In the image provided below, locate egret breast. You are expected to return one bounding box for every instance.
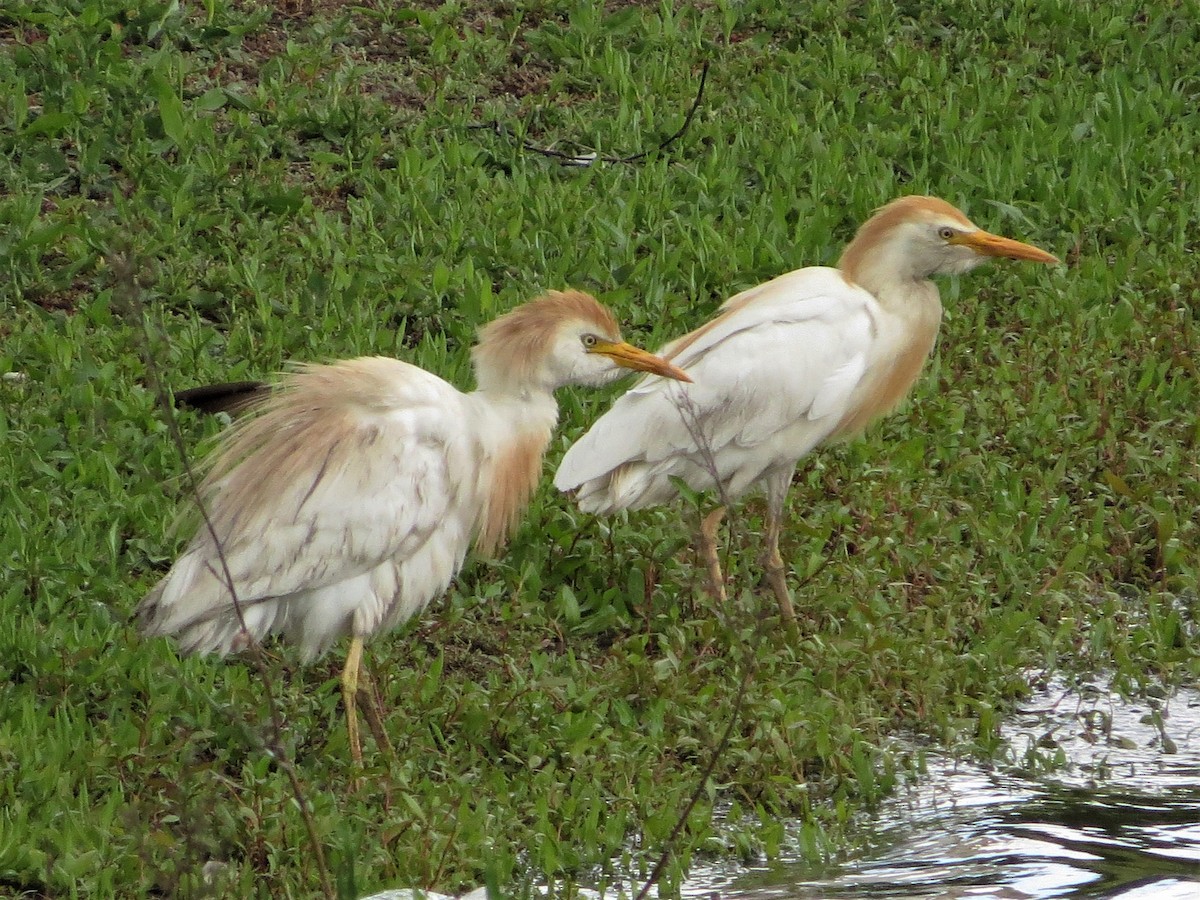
[475,427,553,556]
[832,313,940,439]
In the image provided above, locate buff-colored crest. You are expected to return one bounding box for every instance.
[472,290,619,389]
[839,195,975,279]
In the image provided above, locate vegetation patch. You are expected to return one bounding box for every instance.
[1,0,1197,896]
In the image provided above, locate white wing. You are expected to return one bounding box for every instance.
[554,267,878,512]
[139,357,481,659]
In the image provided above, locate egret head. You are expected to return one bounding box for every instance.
[473,290,690,393]
[840,195,1059,289]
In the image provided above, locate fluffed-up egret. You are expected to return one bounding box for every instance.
[139,289,691,763]
[554,196,1059,622]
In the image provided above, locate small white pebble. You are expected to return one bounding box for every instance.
[562,151,597,167]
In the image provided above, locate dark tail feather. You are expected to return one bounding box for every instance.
[173,381,269,416]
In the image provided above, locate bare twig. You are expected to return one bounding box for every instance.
[669,386,734,511]
[115,255,336,900]
[617,60,710,164]
[473,61,710,166]
[634,386,836,897]
[671,384,736,602]
[634,627,760,900]
[634,389,762,900]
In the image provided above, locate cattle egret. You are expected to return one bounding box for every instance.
[139,290,690,763]
[554,196,1059,622]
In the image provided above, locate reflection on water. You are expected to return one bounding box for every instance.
[684,677,1200,899]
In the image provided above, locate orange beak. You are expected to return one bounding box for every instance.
[955,230,1060,264]
[592,340,693,383]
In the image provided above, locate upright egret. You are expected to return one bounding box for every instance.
[554,196,1059,621]
[139,289,690,762]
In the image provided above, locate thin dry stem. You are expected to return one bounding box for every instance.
[634,390,759,900]
[474,60,710,166]
[115,254,336,900]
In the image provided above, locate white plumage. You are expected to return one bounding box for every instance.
[139,289,689,762]
[142,358,484,660]
[555,196,1059,620]
[557,268,877,511]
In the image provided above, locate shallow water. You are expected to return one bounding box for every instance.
[682,677,1200,899]
[362,677,1200,900]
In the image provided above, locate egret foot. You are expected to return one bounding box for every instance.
[761,545,797,627]
[342,635,365,768]
[698,506,728,603]
[357,664,396,761]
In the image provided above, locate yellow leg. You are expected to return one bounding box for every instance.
[762,509,797,626]
[698,506,728,603]
[358,664,396,761]
[342,635,365,768]
[761,468,798,627]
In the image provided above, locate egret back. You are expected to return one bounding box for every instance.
[555,268,878,512]
[138,357,482,658]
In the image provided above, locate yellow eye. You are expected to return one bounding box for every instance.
[581,334,598,349]
[938,226,957,240]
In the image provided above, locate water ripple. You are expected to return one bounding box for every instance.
[684,677,1200,899]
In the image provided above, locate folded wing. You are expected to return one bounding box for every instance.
[554,268,878,512]
[139,357,480,657]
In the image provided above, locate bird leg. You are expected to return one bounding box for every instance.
[698,505,728,603]
[762,508,798,626]
[342,635,365,768]
[356,663,396,762]
[762,470,798,627]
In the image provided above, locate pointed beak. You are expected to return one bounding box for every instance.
[591,340,693,383]
[955,230,1060,265]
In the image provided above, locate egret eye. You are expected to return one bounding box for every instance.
[937,226,957,241]
[581,334,599,349]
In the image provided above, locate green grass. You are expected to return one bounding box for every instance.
[2,0,1199,896]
